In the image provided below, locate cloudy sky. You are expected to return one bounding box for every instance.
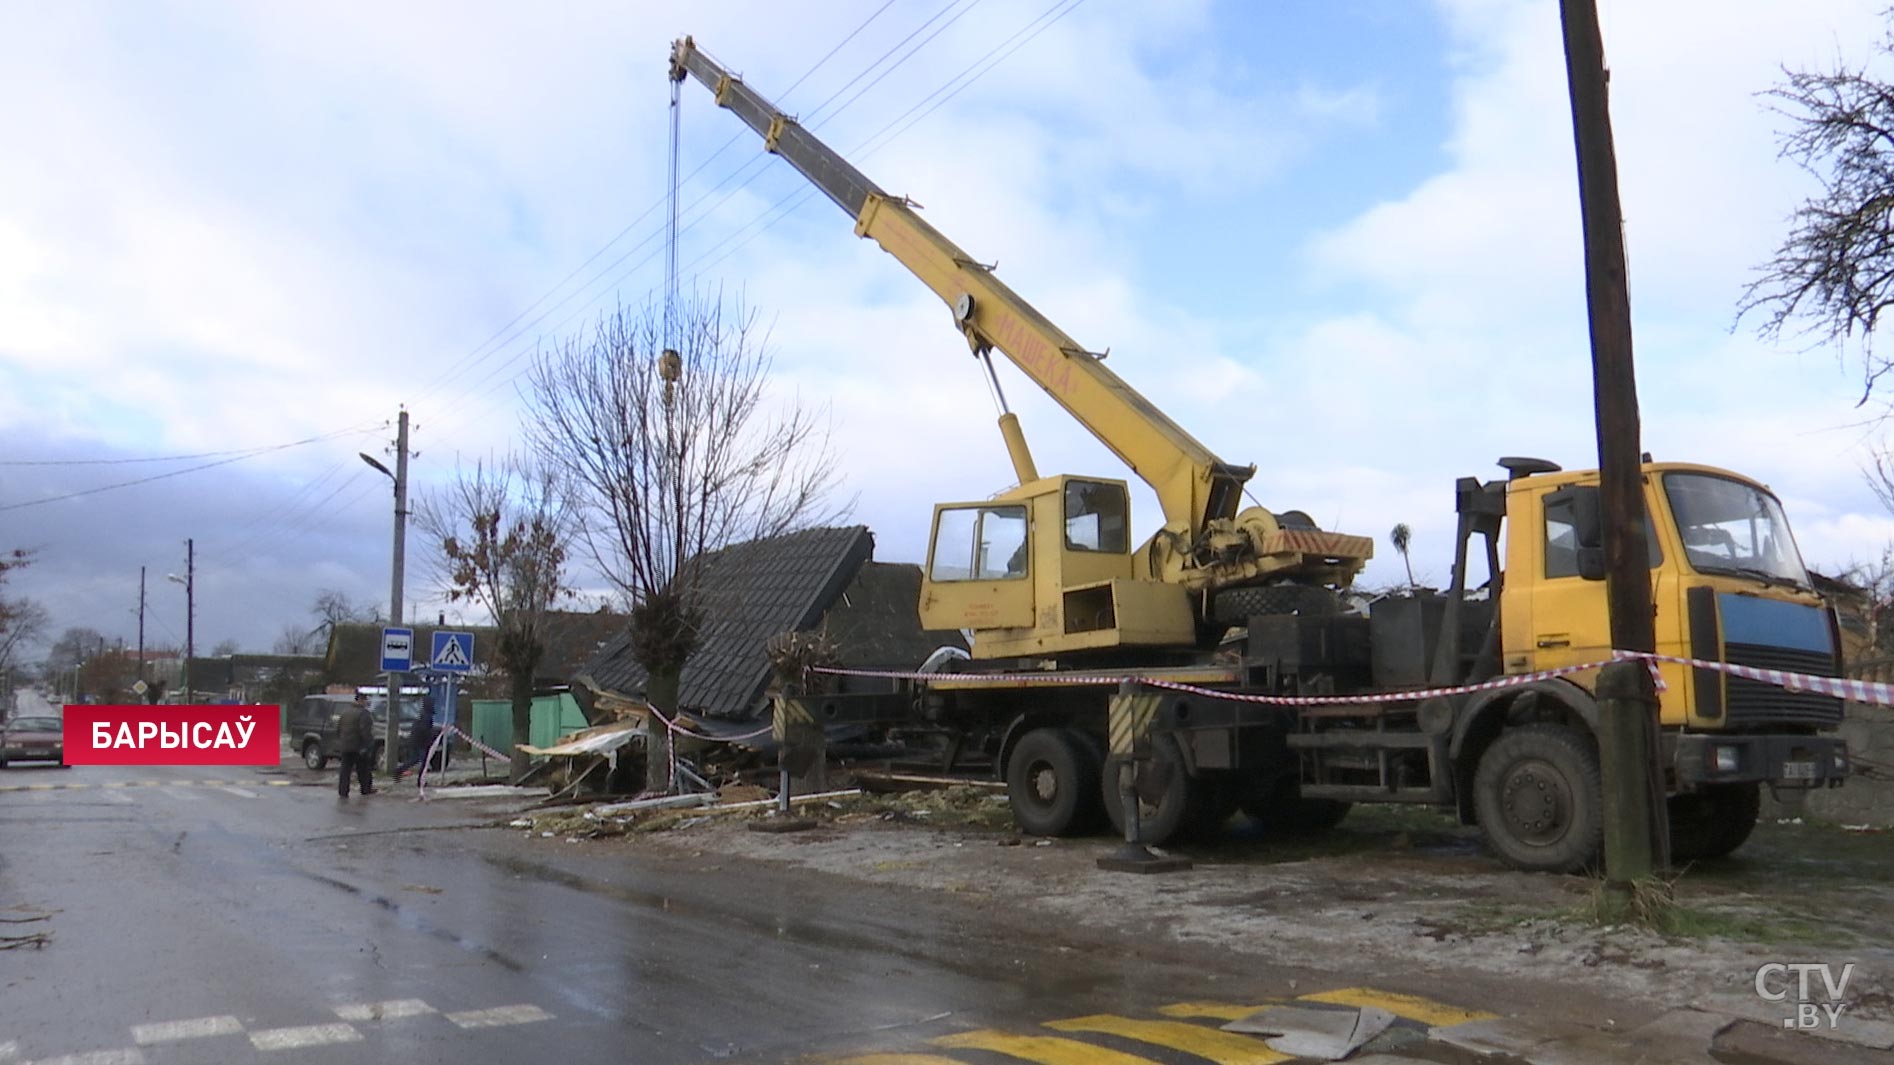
[2,0,1890,661]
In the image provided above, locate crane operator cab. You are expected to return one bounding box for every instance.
[920,475,1199,659]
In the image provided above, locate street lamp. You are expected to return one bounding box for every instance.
[166,538,194,702]
[361,413,408,775]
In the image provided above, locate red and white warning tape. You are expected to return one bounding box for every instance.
[816,651,1885,709]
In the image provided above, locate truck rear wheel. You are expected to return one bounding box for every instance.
[1101,735,1200,845]
[1668,783,1760,861]
[1005,728,1103,837]
[1472,724,1603,874]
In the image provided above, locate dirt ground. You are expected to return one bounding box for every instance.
[505,785,1894,1028]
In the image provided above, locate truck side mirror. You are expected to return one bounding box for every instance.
[1575,547,1606,581]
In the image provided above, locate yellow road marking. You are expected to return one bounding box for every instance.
[1299,988,1497,1026]
[932,1030,1155,1064]
[27,784,54,790]
[1046,1015,1290,1064]
[830,1056,969,1065]
[267,780,293,786]
[1157,1002,1276,1021]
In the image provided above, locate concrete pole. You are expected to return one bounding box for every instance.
[184,539,194,702]
[137,566,146,692]
[385,409,410,775]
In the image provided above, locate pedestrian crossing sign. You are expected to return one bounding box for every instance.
[430,630,475,673]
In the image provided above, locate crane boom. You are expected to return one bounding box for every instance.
[669,37,1253,537]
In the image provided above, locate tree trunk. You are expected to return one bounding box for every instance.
[508,669,534,784]
[645,664,679,793]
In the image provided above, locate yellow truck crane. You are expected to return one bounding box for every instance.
[670,38,1851,873]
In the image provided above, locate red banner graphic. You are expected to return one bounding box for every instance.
[62,705,280,766]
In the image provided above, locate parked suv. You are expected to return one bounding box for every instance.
[290,695,445,771]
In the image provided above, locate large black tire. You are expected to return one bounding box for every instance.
[1241,775,1353,836]
[1212,584,1340,625]
[1101,735,1199,845]
[1006,728,1103,837]
[1473,724,1604,874]
[1668,783,1761,861]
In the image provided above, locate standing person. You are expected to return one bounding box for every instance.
[335,692,378,798]
[394,694,439,782]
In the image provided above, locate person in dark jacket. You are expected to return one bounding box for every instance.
[335,693,378,797]
[394,695,439,782]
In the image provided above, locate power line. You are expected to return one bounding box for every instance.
[409,0,907,411]
[0,429,364,467]
[420,0,1085,457]
[0,426,380,513]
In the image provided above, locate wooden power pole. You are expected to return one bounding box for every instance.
[1559,0,1670,881]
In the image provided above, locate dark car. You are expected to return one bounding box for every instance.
[288,695,445,772]
[0,715,68,768]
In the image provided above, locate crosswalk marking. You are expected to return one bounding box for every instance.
[445,1005,552,1029]
[1156,1002,1276,1021]
[334,1000,435,1022]
[931,1031,1153,1065]
[1044,1016,1291,1065]
[1298,987,1497,1026]
[130,1016,243,1045]
[248,1024,361,1051]
[27,1050,145,1065]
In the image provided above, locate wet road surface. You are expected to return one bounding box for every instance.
[0,758,1537,1065]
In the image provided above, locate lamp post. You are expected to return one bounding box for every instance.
[166,538,194,702]
[361,409,409,775]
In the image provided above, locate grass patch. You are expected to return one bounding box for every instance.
[1570,873,1850,946]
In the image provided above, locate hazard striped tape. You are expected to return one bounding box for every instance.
[647,705,772,744]
[816,651,1885,709]
[444,725,511,763]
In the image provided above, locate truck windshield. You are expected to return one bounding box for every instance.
[1663,473,1809,587]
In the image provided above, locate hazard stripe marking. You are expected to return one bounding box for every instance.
[829,1056,969,1065]
[1299,987,1497,1026]
[445,1005,552,1029]
[1046,1015,1291,1064]
[931,1030,1154,1065]
[1156,1002,1277,1021]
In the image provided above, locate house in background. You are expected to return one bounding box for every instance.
[580,525,964,726]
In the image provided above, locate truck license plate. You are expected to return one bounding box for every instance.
[1782,761,1817,781]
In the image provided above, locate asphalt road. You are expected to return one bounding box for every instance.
[40,730,1831,1065]
[7,753,1462,1065]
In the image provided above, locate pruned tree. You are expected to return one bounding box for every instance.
[526,295,843,792]
[311,588,380,636]
[0,549,46,699]
[1742,25,1894,402]
[416,455,574,783]
[210,638,240,657]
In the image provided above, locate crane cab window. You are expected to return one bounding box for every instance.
[1063,480,1128,553]
[930,505,1029,581]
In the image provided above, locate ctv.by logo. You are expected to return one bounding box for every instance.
[1754,963,1854,1030]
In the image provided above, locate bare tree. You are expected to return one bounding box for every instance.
[210,638,240,657]
[1742,26,1894,402]
[416,455,574,783]
[0,548,45,677]
[526,296,843,791]
[273,623,322,656]
[45,625,106,675]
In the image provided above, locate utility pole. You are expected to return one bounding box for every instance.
[138,566,147,694]
[184,539,195,701]
[1560,0,1669,884]
[362,410,412,776]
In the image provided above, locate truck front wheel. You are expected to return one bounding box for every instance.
[1005,728,1103,837]
[1472,724,1603,873]
[1668,783,1760,861]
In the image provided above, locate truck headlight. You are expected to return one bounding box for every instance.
[1713,746,1741,774]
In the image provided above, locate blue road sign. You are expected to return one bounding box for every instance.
[431,630,475,673]
[380,626,414,672]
